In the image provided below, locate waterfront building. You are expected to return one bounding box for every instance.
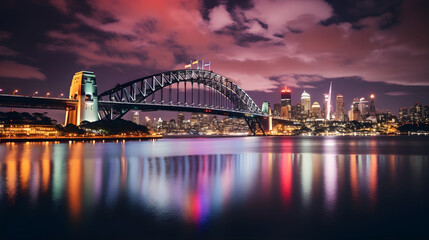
[0,124,59,137]
[335,94,345,121]
[301,91,311,116]
[311,102,322,118]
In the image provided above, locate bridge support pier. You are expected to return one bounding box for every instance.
[65,71,99,125]
[244,117,266,136]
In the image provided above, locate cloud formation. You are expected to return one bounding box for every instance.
[40,0,429,92]
[0,60,46,80]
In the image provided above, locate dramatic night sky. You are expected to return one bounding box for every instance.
[1,0,429,122]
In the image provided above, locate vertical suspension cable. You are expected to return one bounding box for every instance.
[169,84,172,103]
[177,81,179,104]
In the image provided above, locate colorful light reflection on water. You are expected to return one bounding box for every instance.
[0,137,429,239]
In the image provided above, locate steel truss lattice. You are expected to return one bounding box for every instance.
[98,69,263,120]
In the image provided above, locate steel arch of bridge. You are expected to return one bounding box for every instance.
[98,69,263,120]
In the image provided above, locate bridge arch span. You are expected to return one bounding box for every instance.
[98,69,262,120]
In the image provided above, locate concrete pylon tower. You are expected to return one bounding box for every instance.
[65,71,99,125]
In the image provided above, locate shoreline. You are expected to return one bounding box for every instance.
[0,135,162,143]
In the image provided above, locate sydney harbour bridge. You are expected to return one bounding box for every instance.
[0,69,289,135]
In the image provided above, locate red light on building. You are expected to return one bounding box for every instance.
[281,86,291,93]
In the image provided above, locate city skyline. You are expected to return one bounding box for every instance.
[1,0,429,121]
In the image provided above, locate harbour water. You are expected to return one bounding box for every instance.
[1,136,428,239]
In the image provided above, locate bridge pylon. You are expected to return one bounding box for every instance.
[65,71,99,125]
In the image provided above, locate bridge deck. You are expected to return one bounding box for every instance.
[98,101,266,118]
[0,94,77,110]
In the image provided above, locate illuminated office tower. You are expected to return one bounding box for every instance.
[399,107,408,122]
[301,91,311,117]
[359,97,369,117]
[410,102,422,122]
[177,113,185,129]
[335,94,345,121]
[280,86,292,119]
[281,86,291,107]
[311,102,321,118]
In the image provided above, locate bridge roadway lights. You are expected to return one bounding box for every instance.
[65,71,99,125]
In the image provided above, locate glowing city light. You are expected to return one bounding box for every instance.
[281,86,291,93]
[370,94,375,99]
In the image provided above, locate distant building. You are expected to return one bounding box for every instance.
[352,98,360,111]
[424,105,429,122]
[410,103,422,122]
[280,106,290,119]
[399,107,408,122]
[273,103,281,117]
[335,94,345,121]
[368,94,377,117]
[132,111,140,125]
[323,94,328,119]
[359,97,369,117]
[177,112,185,129]
[348,109,362,122]
[301,91,311,117]
[311,102,322,118]
[291,103,301,120]
[281,86,292,107]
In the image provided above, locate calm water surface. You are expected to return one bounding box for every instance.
[1,136,429,239]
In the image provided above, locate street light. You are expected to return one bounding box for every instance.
[13,89,18,95]
[59,93,64,97]
[46,92,50,97]
[33,91,38,96]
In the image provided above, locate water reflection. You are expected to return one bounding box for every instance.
[0,138,428,232]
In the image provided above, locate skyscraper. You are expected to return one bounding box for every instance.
[359,97,369,117]
[335,94,345,121]
[281,86,291,119]
[369,94,377,116]
[281,86,291,107]
[424,105,429,123]
[410,103,422,122]
[312,102,321,118]
[177,112,185,129]
[323,94,328,119]
[301,91,311,117]
[399,107,408,122]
